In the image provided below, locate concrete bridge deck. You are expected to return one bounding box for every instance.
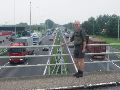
[0,70,120,90]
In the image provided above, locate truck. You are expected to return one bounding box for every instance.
[86,36,106,59]
[0,31,13,43]
[32,35,41,45]
[31,33,42,45]
[8,37,34,64]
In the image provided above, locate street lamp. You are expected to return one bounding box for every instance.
[30,1,31,31]
[93,20,94,36]
[118,17,120,40]
[14,0,16,36]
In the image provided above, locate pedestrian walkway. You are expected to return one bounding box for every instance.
[0,70,120,90]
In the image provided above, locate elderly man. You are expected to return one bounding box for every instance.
[63,21,86,78]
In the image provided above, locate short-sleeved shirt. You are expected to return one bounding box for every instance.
[70,29,86,58]
[70,29,86,45]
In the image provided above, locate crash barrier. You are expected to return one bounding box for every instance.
[0,44,120,71]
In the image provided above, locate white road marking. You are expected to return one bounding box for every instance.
[26,62,28,65]
[0,62,9,69]
[43,34,56,75]
[4,62,9,66]
[112,62,120,69]
[62,32,78,72]
[89,59,93,62]
[98,56,120,70]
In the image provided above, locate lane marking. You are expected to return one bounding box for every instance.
[3,62,9,66]
[26,62,28,65]
[62,32,78,72]
[43,33,57,75]
[0,62,9,69]
[105,56,120,69]
[112,62,120,69]
[89,59,93,62]
[89,57,108,71]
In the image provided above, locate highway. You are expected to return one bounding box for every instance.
[0,28,120,78]
[0,34,54,77]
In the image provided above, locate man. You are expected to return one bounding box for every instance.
[62,21,86,78]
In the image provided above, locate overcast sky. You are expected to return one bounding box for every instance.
[0,0,120,25]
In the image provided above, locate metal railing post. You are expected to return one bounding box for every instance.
[48,61,50,75]
[60,47,63,74]
[107,45,110,71]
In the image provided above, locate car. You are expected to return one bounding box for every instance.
[68,42,74,48]
[64,32,69,38]
[68,45,74,48]
[42,33,45,36]
[69,32,74,38]
[42,47,49,51]
[49,38,53,41]
[49,36,54,41]
[39,40,42,45]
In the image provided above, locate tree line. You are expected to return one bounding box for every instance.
[64,14,120,38]
[16,19,55,32]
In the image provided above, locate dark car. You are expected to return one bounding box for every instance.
[42,47,49,51]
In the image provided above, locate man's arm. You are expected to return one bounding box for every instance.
[82,41,86,52]
[82,30,86,52]
[62,33,74,46]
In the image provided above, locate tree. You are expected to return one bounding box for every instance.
[106,15,119,37]
[16,23,28,27]
[82,17,96,35]
[45,19,55,29]
[63,22,74,31]
[82,14,120,38]
[96,15,110,35]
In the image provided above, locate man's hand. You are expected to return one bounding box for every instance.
[82,41,86,53]
[61,42,66,47]
[82,48,86,53]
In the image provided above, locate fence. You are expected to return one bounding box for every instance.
[0,44,120,72]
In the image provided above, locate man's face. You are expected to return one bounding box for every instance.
[73,23,80,31]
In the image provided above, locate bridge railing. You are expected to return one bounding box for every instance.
[0,44,120,74]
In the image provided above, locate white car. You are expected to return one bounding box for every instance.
[64,32,69,38]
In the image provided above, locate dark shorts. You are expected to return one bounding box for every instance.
[74,45,85,59]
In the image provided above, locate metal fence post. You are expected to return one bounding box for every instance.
[48,60,50,75]
[107,45,110,71]
[60,47,63,74]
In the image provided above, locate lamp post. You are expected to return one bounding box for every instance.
[36,7,40,31]
[30,1,31,31]
[93,20,94,36]
[118,17,120,40]
[14,0,16,36]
